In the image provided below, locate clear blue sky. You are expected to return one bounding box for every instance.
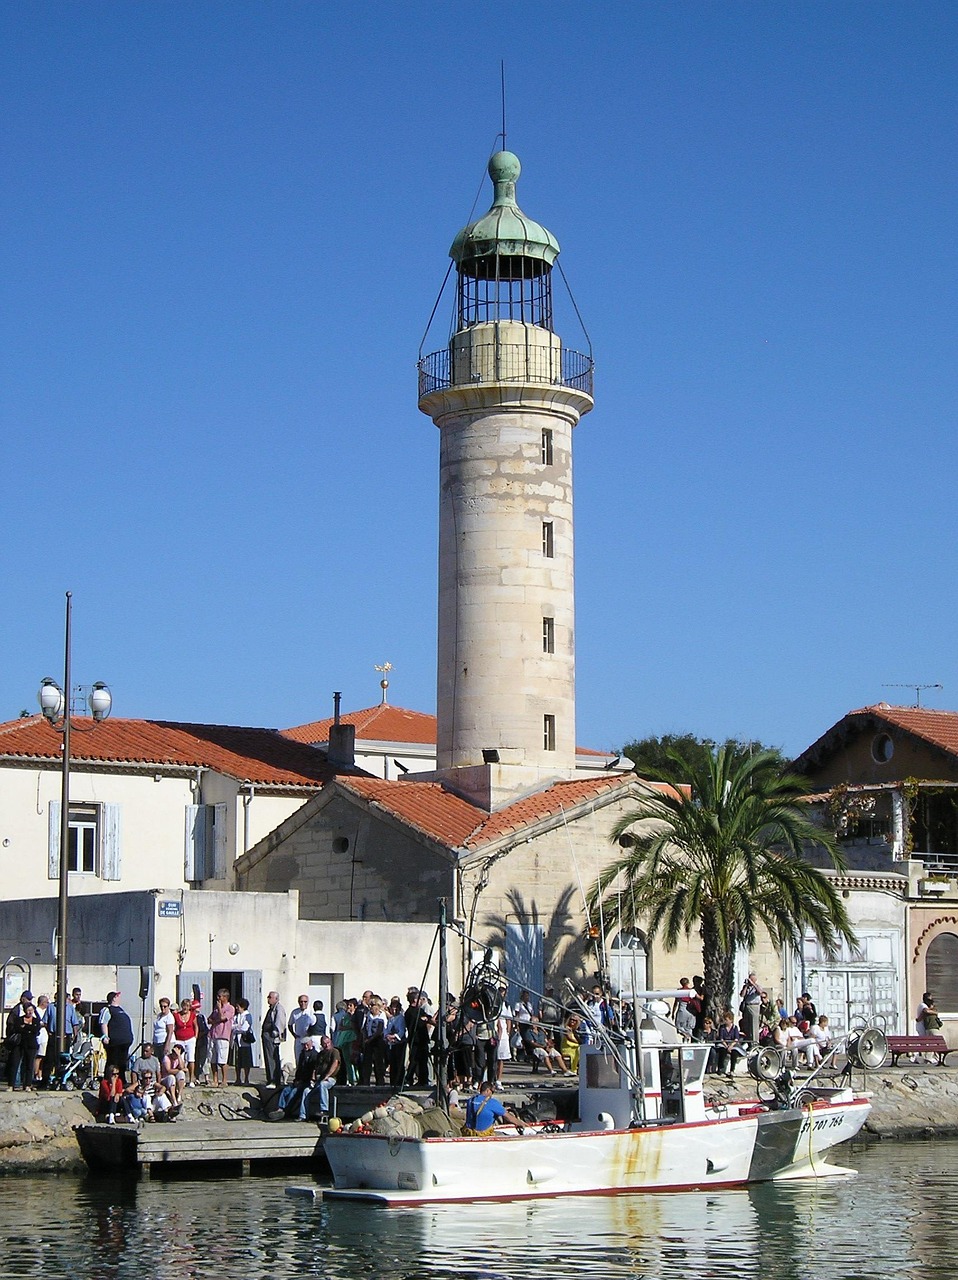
[2,3,956,759]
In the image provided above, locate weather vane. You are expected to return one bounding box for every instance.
[375,661,393,704]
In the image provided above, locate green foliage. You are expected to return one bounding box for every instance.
[622,733,785,781]
[589,745,856,1020]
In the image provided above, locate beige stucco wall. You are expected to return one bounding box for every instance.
[236,792,455,924]
[0,763,197,899]
[5,889,444,1068]
[907,904,958,1043]
[802,731,958,789]
[236,786,780,1000]
[0,762,310,902]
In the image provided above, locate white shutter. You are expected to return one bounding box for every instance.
[48,801,61,880]
[100,803,121,881]
[212,803,228,880]
[185,805,204,881]
[177,971,211,1007]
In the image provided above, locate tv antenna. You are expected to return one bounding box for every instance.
[882,682,942,708]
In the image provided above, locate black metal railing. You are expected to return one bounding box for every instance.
[418,344,593,398]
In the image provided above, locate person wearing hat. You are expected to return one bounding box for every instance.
[5,990,38,1090]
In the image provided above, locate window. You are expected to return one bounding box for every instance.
[48,801,121,881]
[872,733,894,763]
[69,805,97,873]
[185,803,227,881]
[542,616,555,653]
[542,521,554,557]
[541,428,554,465]
[543,714,556,751]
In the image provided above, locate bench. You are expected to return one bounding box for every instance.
[886,1035,956,1066]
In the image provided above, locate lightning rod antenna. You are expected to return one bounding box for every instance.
[500,61,506,150]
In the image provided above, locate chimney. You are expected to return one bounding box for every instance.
[327,691,355,769]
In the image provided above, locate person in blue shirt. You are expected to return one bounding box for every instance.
[464,1081,523,1134]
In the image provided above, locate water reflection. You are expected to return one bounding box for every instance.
[1,1141,956,1279]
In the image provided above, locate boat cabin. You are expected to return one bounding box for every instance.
[577,1042,710,1130]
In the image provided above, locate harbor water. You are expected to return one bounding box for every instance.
[0,1137,954,1279]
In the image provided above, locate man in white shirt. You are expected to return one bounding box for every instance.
[288,994,314,1065]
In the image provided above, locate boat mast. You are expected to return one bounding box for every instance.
[629,949,646,1123]
[436,898,449,1114]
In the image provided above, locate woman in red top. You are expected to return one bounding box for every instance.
[172,999,198,1086]
[97,1066,124,1123]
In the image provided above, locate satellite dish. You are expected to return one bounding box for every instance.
[749,1046,784,1081]
[847,1027,888,1069]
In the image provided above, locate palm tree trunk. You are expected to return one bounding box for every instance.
[701,914,735,1022]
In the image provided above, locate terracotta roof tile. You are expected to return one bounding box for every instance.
[854,704,958,756]
[0,715,342,788]
[339,776,485,847]
[283,702,611,758]
[283,704,437,746]
[794,704,958,772]
[337,771,641,853]
[464,774,636,848]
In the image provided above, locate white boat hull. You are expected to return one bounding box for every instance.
[324,1097,870,1205]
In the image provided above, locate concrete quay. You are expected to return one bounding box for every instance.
[0,1063,955,1176]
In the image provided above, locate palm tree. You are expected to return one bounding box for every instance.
[589,746,856,1020]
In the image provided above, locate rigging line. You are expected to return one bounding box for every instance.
[418,259,454,360]
[589,799,610,976]
[398,923,441,1094]
[420,134,503,355]
[561,802,594,935]
[556,260,594,357]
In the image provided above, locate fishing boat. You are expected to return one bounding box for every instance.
[324,987,881,1205]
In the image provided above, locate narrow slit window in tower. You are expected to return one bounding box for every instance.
[542,522,554,558]
[543,714,556,752]
[542,616,555,653]
[541,428,554,465]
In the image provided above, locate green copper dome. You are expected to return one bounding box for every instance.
[450,151,560,281]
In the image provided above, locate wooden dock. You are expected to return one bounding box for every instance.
[76,1117,328,1178]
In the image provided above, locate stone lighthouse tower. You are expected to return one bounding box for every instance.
[418,151,594,806]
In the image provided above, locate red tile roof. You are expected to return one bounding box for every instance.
[283,702,614,758]
[862,705,958,756]
[338,770,644,853]
[793,704,958,772]
[0,715,344,788]
[340,777,486,847]
[283,704,437,746]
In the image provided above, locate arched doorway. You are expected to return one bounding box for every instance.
[926,932,958,1014]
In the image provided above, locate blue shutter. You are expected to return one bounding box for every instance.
[185,805,205,881]
[504,923,544,1005]
[212,803,228,880]
[100,804,121,881]
[48,801,61,880]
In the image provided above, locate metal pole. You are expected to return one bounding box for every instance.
[436,899,449,1113]
[55,592,72,1060]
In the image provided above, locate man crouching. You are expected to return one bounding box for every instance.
[463,1080,524,1136]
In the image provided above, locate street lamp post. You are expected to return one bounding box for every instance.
[38,591,112,1060]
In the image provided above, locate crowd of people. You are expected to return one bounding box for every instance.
[672,975,834,1076]
[3,987,84,1090]
[4,973,845,1124]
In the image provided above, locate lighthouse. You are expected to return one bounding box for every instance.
[418,151,594,806]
